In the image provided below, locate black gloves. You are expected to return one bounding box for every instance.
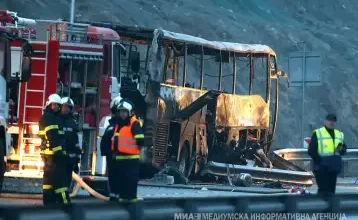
[73,156,80,174]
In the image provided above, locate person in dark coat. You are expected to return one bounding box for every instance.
[100,100,144,203]
[100,96,123,201]
[308,113,347,196]
[39,94,70,205]
[60,97,81,189]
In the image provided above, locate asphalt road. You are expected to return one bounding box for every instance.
[0,184,357,220]
[0,185,287,206]
[0,183,357,206]
[0,176,357,206]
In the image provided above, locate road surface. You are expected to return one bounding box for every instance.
[0,184,287,205]
[0,175,357,207]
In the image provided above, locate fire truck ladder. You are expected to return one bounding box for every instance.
[19,65,47,174]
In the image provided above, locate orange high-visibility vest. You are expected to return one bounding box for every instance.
[111,117,140,155]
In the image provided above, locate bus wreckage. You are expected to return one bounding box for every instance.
[90,24,314,186]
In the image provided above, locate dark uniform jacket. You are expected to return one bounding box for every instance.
[39,108,65,154]
[100,117,144,157]
[100,117,116,157]
[62,113,81,157]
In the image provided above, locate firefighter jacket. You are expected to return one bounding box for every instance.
[39,108,66,155]
[111,116,144,156]
[100,117,117,157]
[62,113,81,158]
[308,126,346,172]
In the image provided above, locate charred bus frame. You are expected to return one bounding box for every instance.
[107,27,289,177]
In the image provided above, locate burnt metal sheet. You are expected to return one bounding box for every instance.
[158,84,269,128]
[216,94,269,128]
[200,161,314,186]
[159,84,206,122]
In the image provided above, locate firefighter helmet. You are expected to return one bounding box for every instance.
[117,100,133,115]
[121,98,135,109]
[61,97,74,107]
[45,94,62,106]
[110,96,123,114]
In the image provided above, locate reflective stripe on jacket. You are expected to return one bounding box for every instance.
[111,117,140,155]
[133,114,143,127]
[316,127,344,156]
[38,109,65,155]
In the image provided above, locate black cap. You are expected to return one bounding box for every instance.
[326,113,337,121]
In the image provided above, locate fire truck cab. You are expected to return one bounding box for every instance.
[0,20,33,184]
[0,10,123,177]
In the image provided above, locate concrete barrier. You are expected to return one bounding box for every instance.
[0,193,358,219]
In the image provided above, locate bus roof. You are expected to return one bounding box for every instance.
[83,22,276,56]
[157,29,276,56]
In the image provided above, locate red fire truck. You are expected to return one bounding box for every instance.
[0,10,123,178]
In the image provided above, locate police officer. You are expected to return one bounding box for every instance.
[107,100,144,203]
[308,113,347,196]
[39,94,70,205]
[100,96,123,201]
[60,97,81,189]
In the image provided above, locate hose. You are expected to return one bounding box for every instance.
[69,181,81,198]
[71,172,109,201]
[0,172,110,201]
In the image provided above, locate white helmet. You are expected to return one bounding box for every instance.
[61,97,74,107]
[45,94,62,107]
[117,101,133,115]
[110,96,123,114]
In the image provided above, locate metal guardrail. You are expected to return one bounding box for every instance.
[274,149,358,161]
[201,161,314,185]
[273,148,358,178]
[1,193,358,219]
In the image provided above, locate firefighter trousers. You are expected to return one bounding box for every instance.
[109,156,140,203]
[42,154,71,206]
[66,156,78,189]
[106,155,117,201]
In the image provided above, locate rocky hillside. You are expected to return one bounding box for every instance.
[2,0,357,148]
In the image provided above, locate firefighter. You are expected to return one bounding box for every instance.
[39,94,70,205]
[100,96,123,201]
[60,97,81,189]
[308,113,347,196]
[109,100,144,203]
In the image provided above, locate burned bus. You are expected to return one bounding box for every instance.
[89,25,311,184]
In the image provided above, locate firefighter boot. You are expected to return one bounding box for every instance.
[43,188,56,205]
[109,193,119,202]
[54,188,71,206]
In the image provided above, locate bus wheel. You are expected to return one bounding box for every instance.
[178,144,190,178]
